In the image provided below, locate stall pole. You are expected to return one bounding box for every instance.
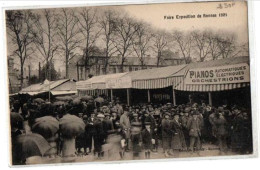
[110,89,113,102]
[127,88,130,106]
[147,89,151,103]
[172,89,176,106]
[208,92,213,106]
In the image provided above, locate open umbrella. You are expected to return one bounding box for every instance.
[32,116,59,139]
[72,98,81,105]
[53,101,65,106]
[34,98,45,104]
[10,112,24,125]
[94,97,104,103]
[59,114,85,157]
[81,95,93,101]
[15,133,51,160]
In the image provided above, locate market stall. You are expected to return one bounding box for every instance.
[172,56,250,106]
[17,79,77,101]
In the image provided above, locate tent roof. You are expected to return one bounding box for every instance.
[80,73,128,84]
[125,64,187,81]
[172,56,249,77]
[20,79,75,93]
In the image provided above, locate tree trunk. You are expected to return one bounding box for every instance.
[20,64,24,90]
[65,52,69,79]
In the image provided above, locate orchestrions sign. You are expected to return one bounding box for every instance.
[185,63,250,85]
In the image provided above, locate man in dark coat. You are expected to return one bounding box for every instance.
[93,113,105,158]
[130,122,142,160]
[141,122,155,159]
[214,112,228,154]
[85,113,97,154]
[187,111,203,152]
[103,113,114,141]
[161,112,172,157]
[171,113,187,157]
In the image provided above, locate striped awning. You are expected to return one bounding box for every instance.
[174,77,250,91]
[132,76,183,89]
[77,89,108,96]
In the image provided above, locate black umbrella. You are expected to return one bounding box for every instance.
[15,133,51,160]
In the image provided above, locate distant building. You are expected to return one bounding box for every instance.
[68,51,185,81]
[8,57,22,94]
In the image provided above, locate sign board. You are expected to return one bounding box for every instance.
[106,76,132,89]
[185,63,250,85]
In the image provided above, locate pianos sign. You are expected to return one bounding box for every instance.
[185,63,250,85]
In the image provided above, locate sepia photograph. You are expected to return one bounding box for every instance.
[5,0,254,166]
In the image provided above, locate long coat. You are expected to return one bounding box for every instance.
[214,116,228,136]
[103,119,114,138]
[171,119,187,150]
[120,113,131,139]
[187,117,202,137]
[131,133,142,153]
[141,129,154,150]
[161,118,172,149]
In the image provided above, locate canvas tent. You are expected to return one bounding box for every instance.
[18,79,77,97]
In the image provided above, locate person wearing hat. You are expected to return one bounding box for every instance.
[131,113,141,124]
[76,113,86,155]
[120,110,131,151]
[214,111,228,155]
[161,112,172,157]
[103,113,114,141]
[187,110,203,153]
[130,122,142,160]
[114,102,123,116]
[141,122,155,159]
[181,108,191,147]
[93,113,105,158]
[111,112,120,130]
[85,112,96,155]
[209,108,218,142]
[170,113,187,157]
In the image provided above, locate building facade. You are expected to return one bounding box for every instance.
[68,52,185,81]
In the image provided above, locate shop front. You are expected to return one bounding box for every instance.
[173,56,251,107]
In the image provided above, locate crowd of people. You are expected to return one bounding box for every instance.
[10,95,253,165]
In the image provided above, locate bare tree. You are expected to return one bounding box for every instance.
[191,30,211,62]
[216,34,237,59]
[132,22,152,68]
[57,8,81,78]
[99,9,118,74]
[172,30,192,64]
[152,30,168,67]
[6,10,36,89]
[206,32,222,60]
[111,16,139,72]
[77,7,101,78]
[33,9,59,80]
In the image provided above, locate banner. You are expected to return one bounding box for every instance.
[106,76,132,89]
[185,63,250,85]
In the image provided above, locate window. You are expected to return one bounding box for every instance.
[129,66,132,72]
[135,67,139,71]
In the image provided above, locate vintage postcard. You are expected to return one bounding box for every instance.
[5,0,255,166]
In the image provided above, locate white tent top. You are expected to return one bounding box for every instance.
[76,73,128,90]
